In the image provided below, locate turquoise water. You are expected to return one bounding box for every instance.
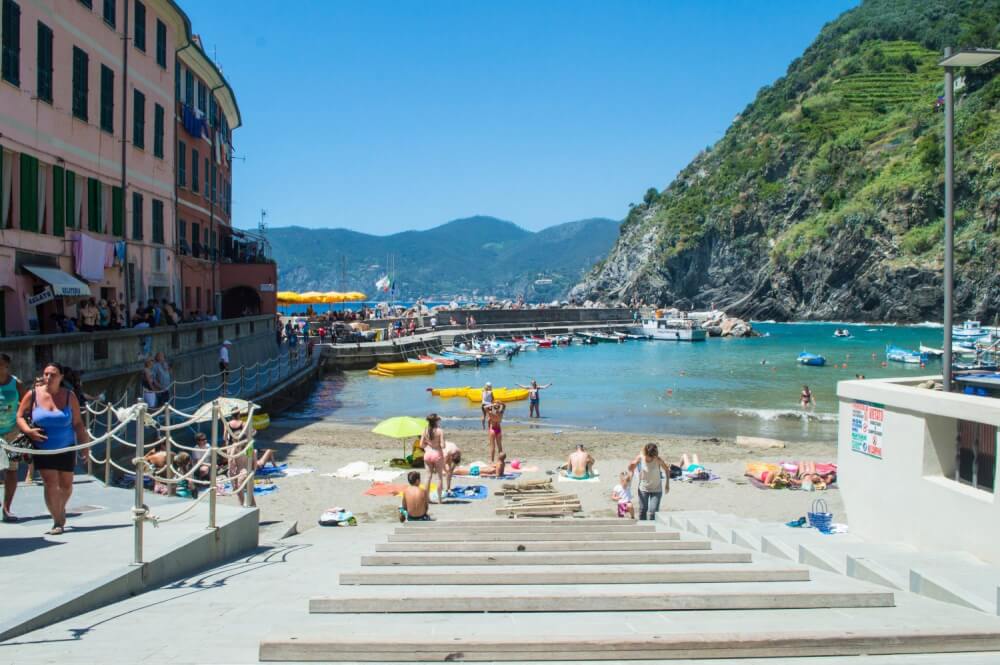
[279,322,946,442]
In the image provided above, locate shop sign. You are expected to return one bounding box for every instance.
[851,400,884,459]
[27,288,54,307]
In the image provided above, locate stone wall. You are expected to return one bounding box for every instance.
[439,308,633,327]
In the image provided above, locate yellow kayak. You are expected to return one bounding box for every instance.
[368,362,437,377]
[430,386,473,397]
[466,387,529,403]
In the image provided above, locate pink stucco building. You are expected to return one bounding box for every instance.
[0,0,243,335]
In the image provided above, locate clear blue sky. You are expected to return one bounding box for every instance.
[185,0,858,235]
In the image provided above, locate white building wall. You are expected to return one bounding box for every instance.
[837,377,1000,564]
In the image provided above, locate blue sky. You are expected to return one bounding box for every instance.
[185,0,858,235]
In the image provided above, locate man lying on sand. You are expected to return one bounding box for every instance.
[400,471,431,522]
[453,452,506,478]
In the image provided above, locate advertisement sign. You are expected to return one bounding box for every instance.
[851,400,884,458]
[27,288,54,307]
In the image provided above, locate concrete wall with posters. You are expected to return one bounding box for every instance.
[837,377,1000,564]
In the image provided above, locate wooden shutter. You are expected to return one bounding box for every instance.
[88,177,101,232]
[65,169,76,229]
[19,154,38,231]
[52,164,65,236]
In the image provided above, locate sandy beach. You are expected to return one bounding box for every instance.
[234,420,843,532]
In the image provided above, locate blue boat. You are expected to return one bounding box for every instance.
[886,345,927,365]
[797,352,826,367]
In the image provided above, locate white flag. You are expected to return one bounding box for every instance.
[375,275,390,291]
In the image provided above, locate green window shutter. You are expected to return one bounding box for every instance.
[152,199,163,243]
[131,191,143,240]
[52,164,65,236]
[19,154,38,232]
[65,169,76,229]
[87,177,101,232]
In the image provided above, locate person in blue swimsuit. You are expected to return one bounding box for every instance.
[517,379,552,419]
[16,363,91,535]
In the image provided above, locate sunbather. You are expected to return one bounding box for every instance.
[563,444,594,479]
[454,453,506,478]
[400,471,430,522]
[680,453,710,480]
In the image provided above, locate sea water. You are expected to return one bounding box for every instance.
[279,322,947,442]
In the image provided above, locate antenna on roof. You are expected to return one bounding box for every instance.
[258,209,268,236]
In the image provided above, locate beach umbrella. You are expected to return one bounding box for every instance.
[372,416,427,458]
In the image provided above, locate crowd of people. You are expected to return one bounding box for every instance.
[47,298,222,335]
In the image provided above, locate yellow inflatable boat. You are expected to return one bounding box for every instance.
[429,386,473,397]
[465,387,530,403]
[368,362,437,377]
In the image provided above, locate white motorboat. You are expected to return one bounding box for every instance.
[637,318,707,342]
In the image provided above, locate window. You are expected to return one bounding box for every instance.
[152,199,163,243]
[178,218,186,245]
[132,88,145,149]
[112,185,123,236]
[72,46,88,120]
[133,0,145,51]
[184,68,193,105]
[99,64,114,133]
[87,178,102,232]
[177,141,186,186]
[1,0,20,86]
[197,80,206,113]
[52,165,65,236]
[36,22,52,103]
[102,0,115,28]
[209,95,217,127]
[155,19,165,68]
[195,286,201,310]
[153,103,164,157]
[957,420,997,492]
[191,149,199,192]
[131,191,143,239]
[191,222,200,256]
[19,154,38,231]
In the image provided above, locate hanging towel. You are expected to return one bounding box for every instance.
[72,232,110,282]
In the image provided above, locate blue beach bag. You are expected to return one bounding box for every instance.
[807,498,833,532]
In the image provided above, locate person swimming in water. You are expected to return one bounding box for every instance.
[486,401,506,462]
[517,379,552,418]
[800,385,815,409]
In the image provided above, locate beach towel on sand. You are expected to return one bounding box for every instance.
[325,462,401,483]
[445,485,488,500]
[454,471,522,481]
[558,472,601,483]
[364,483,406,497]
[256,463,288,478]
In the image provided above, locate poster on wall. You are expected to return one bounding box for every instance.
[851,400,884,458]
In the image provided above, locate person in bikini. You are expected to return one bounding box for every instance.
[453,452,506,478]
[800,385,815,409]
[420,413,445,504]
[486,401,506,462]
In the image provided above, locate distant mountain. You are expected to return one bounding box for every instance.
[265,216,620,300]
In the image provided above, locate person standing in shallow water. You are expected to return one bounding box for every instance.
[517,379,552,418]
[800,385,815,409]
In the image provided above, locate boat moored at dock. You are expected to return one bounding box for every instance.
[636,318,707,342]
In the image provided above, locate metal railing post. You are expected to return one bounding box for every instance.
[104,405,112,486]
[132,400,147,565]
[208,399,219,530]
[164,404,173,495]
[85,408,93,477]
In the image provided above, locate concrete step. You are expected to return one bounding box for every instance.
[259,628,1000,661]
[401,518,630,527]
[796,541,919,577]
[310,586,894,613]
[908,558,1000,615]
[374,539,712,553]
[339,564,811,586]
[387,530,680,542]
[360,551,750,566]
[392,523,657,535]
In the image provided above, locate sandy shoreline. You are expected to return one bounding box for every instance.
[229,419,843,532]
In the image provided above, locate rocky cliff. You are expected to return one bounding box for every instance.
[573,0,1000,322]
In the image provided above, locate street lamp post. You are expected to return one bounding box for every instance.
[937,47,1000,392]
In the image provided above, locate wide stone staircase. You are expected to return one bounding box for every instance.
[259,517,1000,662]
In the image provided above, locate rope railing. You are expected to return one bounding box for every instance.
[1,395,264,565]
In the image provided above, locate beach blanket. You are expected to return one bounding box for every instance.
[779,461,838,475]
[454,472,522,481]
[281,467,314,478]
[558,472,601,483]
[445,485,488,500]
[256,463,288,478]
[364,482,406,497]
[325,462,401,483]
[682,470,720,482]
[749,477,838,491]
[219,482,278,495]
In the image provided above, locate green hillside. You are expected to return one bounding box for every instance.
[267,216,620,300]
[574,0,1000,322]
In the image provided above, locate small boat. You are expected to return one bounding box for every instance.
[573,334,598,345]
[833,328,851,338]
[417,354,457,368]
[918,344,943,358]
[886,345,927,364]
[530,336,554,348]
[797,352,826,367]
[588,331,627,343]
[638,318,707,342]
[954,320,991,343]
[919,344,976,358]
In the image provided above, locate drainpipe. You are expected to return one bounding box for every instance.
[174,40,194,312]
[120,0,131,312]
[210,83,224,319]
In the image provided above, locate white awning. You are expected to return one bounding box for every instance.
[23,265,92,297]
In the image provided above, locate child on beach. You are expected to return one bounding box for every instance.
[612,470,635,519]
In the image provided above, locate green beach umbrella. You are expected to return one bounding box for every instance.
[372,416,427,457]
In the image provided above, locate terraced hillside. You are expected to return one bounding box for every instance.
[573,0,1000,322]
